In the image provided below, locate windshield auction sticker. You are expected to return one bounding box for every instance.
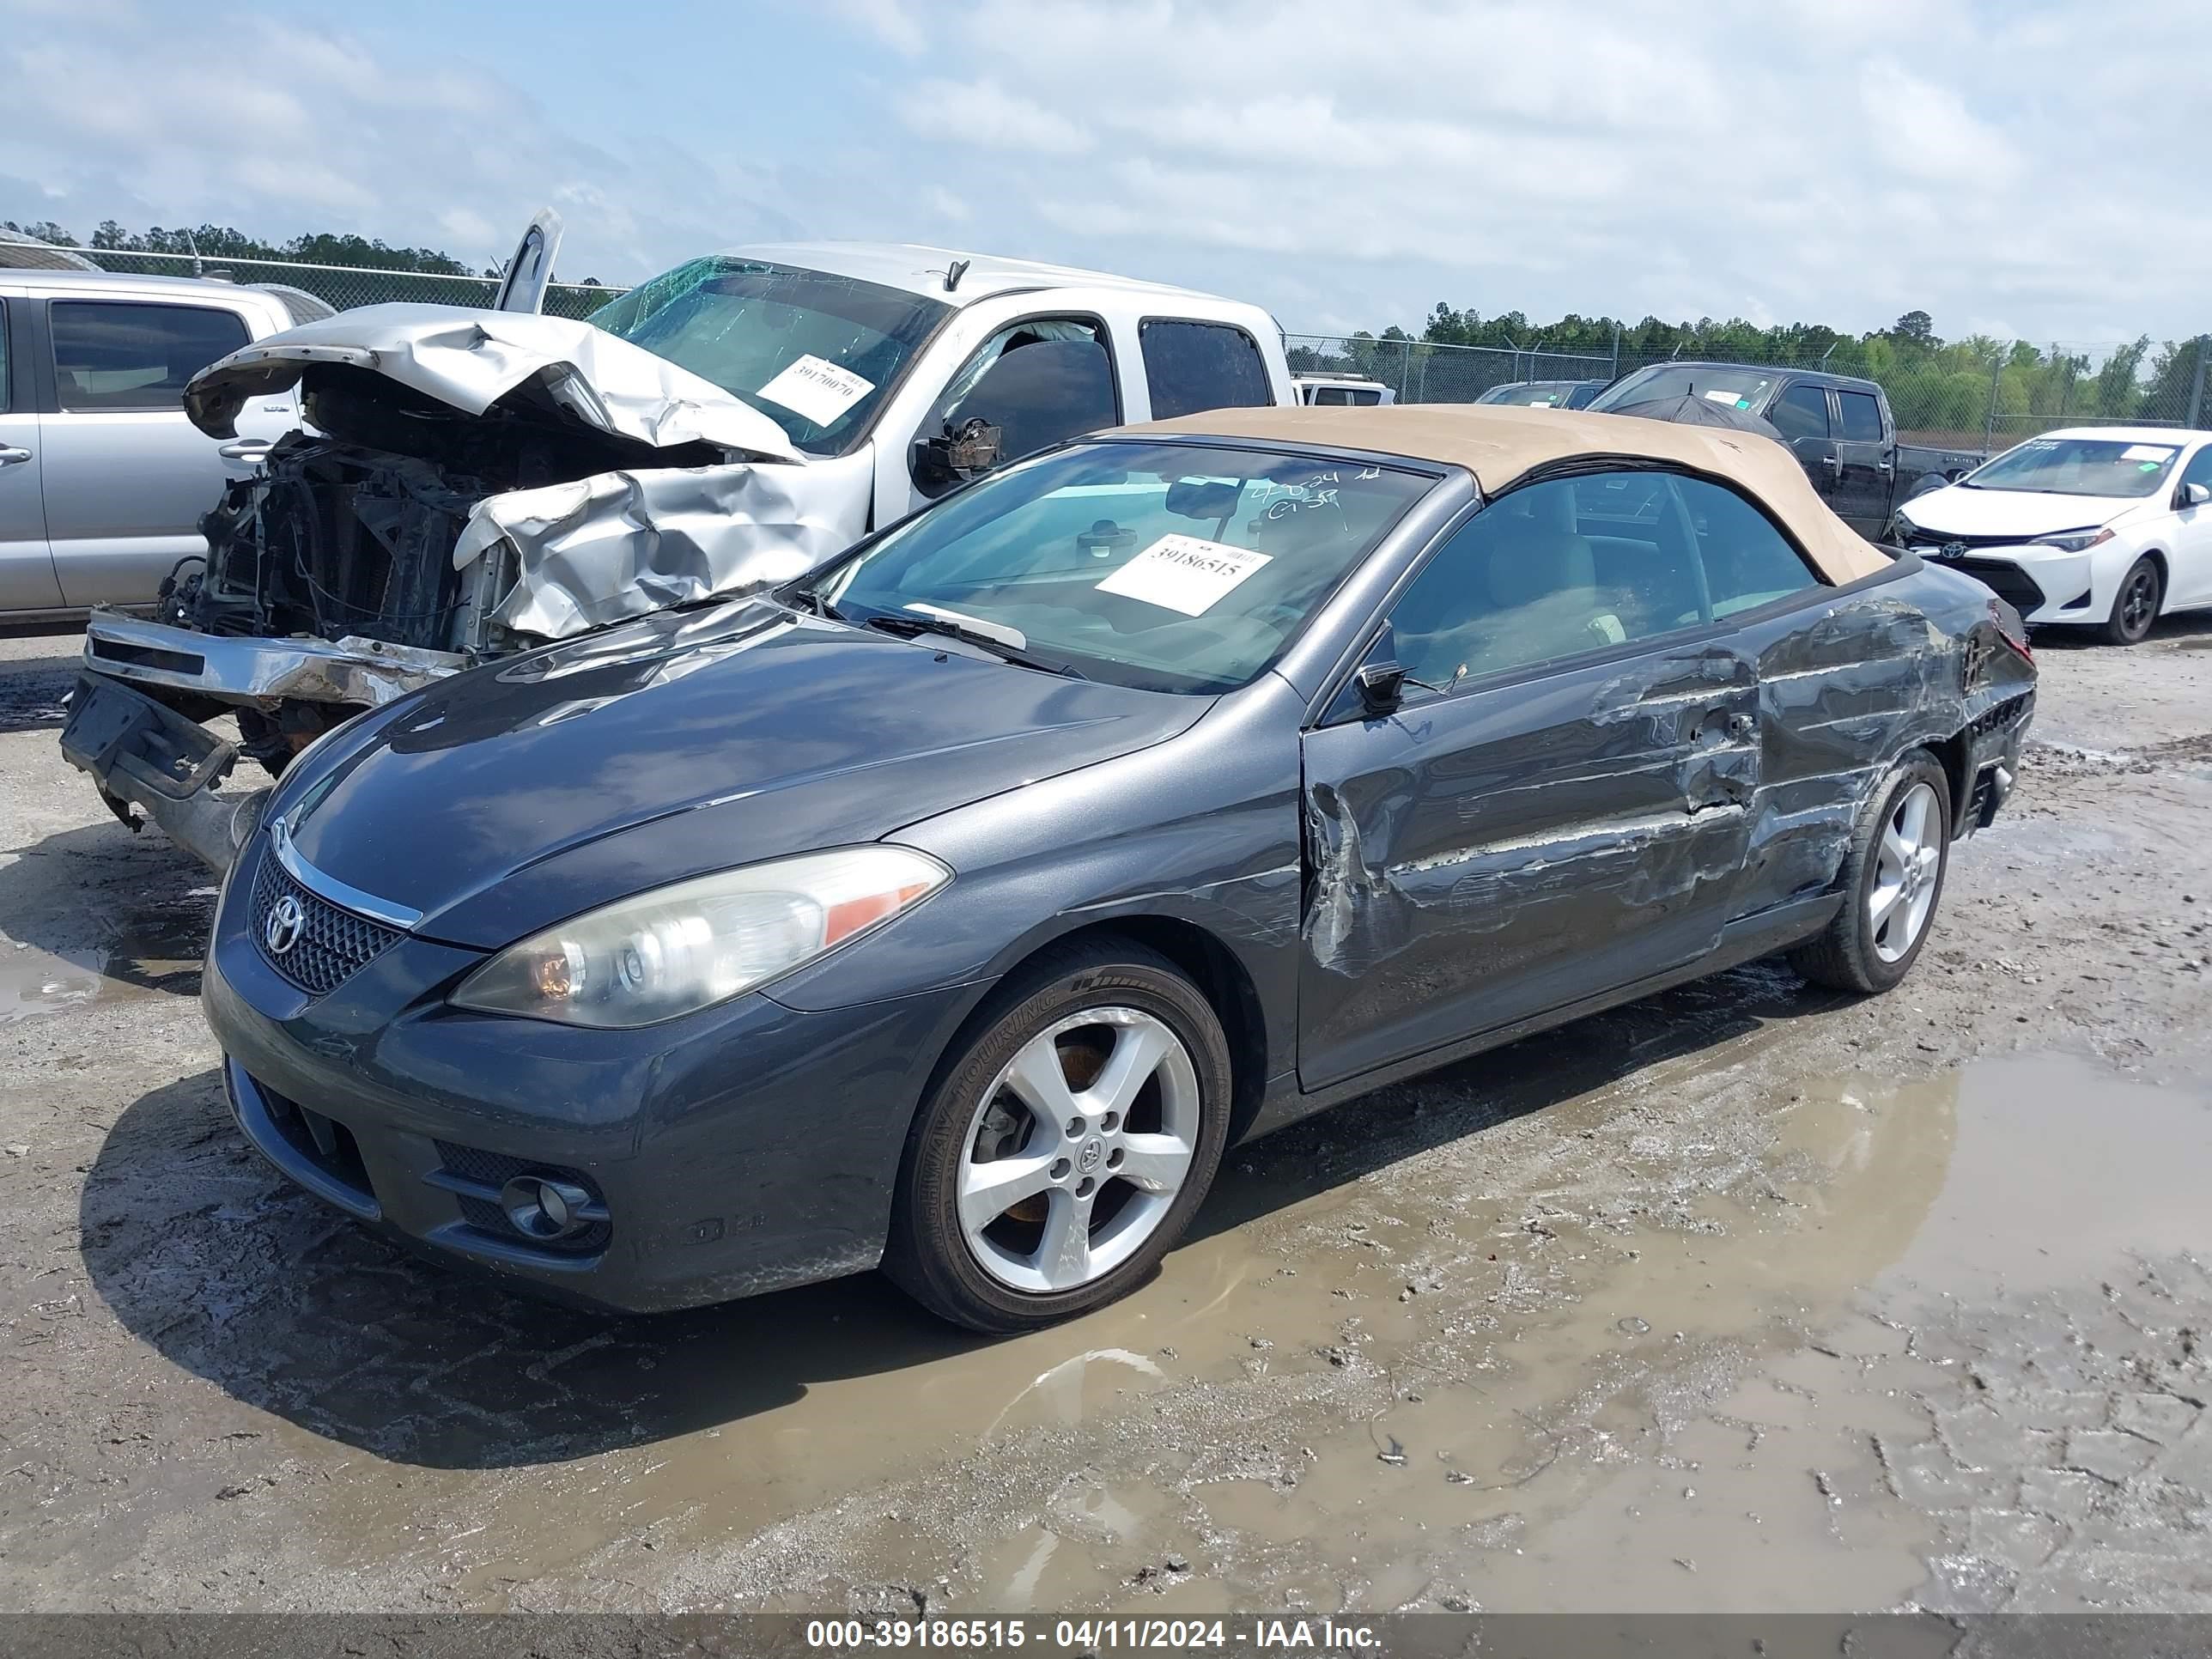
[2120,444,2176,464]
[757,355,877,426]
[1097,534,1272,616]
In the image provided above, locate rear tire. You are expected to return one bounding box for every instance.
[1790,750,1952,994]
[884,938,1232,1332]
[2100,556,2162,646]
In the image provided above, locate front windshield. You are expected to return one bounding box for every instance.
[587,258,951,456]
[1963,435,2182,498]
[803,442,1436,694]
[1588,365,1777,413]
[1483,382,1576,406]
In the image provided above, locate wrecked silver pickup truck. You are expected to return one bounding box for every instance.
[60,219,1294,869]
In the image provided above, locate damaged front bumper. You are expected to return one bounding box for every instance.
[59,673,270,873]
[64,615,459,875]
[82,611,460,709]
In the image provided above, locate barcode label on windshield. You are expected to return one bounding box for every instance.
[1097,535,1271,616]
[757,355,876,426]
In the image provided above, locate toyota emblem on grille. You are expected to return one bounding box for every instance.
[1940,541,1967,559]
[264,894,306,957]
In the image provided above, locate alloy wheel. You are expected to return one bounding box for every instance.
[1869,781,1942,963]
[957,1007,1200,1294]
[2119,568,2158,638]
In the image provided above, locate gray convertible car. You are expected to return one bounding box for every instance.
[201,404,2034,1330]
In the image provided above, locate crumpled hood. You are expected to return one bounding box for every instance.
[1903,483,2138,538]
[281,601,1207,949]
[185,301,802,464]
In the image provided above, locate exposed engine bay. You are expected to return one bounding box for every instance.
[159,362,729,770]
[64,301,842,869]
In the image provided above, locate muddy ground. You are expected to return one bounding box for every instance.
[1,618,2209,1616]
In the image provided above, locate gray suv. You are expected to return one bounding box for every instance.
[0,270,325,622]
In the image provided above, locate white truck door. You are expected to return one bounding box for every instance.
[884,312,1125,523]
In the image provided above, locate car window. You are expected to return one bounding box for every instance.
[928,318,1117,468]
[1588,365,1777,413]
[1381,471,1820,700]
[1675,476,1822,617]
[1139,320,1273,419]
[811,441,1433,695]
[0,300,10,414]
[1966,435,2182,499]
[1836,390,1885,442]
[1351,388,1382,406]
[49,301,249,413]
[2178,444,2212,493]
[1769,383,1832,441]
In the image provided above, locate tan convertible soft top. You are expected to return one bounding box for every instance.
[1125,403,1891,586]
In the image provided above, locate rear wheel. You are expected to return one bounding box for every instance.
[2100,556,2163,646]
[884,939,1232,1332]
[1790,751,1951,994]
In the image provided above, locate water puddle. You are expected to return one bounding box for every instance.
[269,1050,2209,1609]
[0,905,210,1022]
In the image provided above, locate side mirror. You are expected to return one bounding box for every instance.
[909,416,1003,499]
[1354,660,1406,717]
[2181,482,2211,508]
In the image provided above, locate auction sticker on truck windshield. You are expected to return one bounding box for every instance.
[757,355,876,426]
[1097,534,1271,616]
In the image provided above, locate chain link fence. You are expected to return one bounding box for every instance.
[76,248,629,320]
[60,246,2212,455]
[1288,332,2212,455]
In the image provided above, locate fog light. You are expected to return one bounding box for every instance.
[500,1174,594,1240]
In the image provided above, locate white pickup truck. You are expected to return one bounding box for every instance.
[61,221,1295,867]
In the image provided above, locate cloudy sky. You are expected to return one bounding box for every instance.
[3,0,2203,347]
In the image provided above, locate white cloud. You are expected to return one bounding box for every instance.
[0,0,2204,344]
[894,78,1093,155]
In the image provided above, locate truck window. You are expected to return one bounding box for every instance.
[1836,391,1884,442]
[1769,383,1832,441]
[1139,320,1273,419]
[1311,386,1352,405]
[49,301,249,413]
[931,318,1118,467]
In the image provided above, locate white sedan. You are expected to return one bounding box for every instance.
[1891,427,2212,644]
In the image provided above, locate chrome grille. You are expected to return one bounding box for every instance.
[250,854,404,997]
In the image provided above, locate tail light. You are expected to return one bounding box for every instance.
[1990,599,2033,665]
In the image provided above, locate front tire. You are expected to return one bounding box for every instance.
[2101,556,2163,646]
[1790,751,1952,994]
[884,939,1233,1332]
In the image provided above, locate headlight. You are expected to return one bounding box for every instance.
[2030,526,2113,553]
[450,846,951,1028]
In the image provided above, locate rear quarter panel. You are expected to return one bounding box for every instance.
[1736,556,2033,909]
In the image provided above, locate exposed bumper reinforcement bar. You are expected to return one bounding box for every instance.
[82,610,461,709]
[58,672,269,874]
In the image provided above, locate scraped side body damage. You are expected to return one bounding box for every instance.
[1295,562,2032,1093]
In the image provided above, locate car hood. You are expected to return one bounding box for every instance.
[280,601,1208,949]
[185,302,802,463]
[1902,483,2140,538]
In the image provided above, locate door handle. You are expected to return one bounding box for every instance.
[0,446,31,466]
[217,440,272,460]
[1820,454,1840,472]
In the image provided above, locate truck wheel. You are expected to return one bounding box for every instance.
[2100,556,2162,646]
[1790,750,1951,995]
[884,938,1233,1332]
